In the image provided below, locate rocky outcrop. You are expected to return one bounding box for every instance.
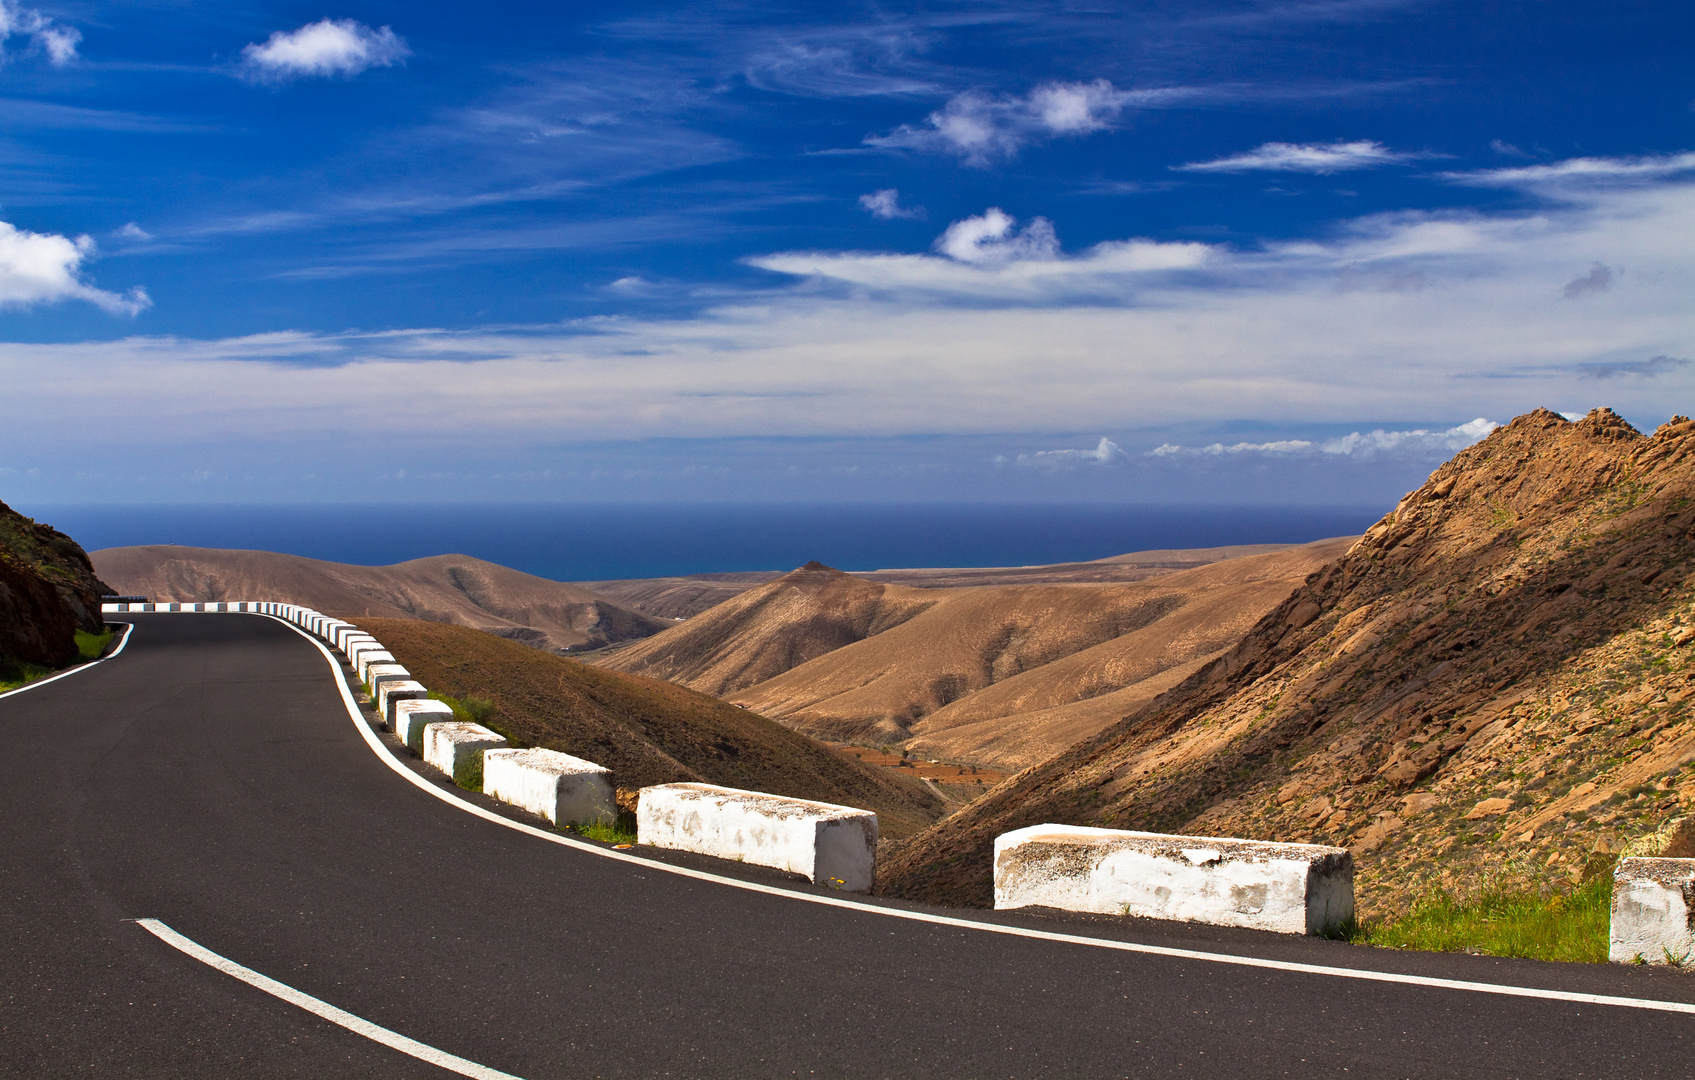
[0,500,109,669]
[879,410,1695,916]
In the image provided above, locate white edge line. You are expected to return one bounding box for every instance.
[0,622,134,701]
[134,918,524,1080]
[257,613,1695,1018]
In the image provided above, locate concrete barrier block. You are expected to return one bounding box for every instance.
[342,634,379,660]
[1610,857,1695,964]
[356,650,396,683]
[101,603,120,613]
[333,626,368,651]
[993,824,1355,936]
[394,699,456,753]
[636,783,878,891]
[365,663,410,705]
[424,722,508,788]
[484,749,615,827]
[379,680,430,726]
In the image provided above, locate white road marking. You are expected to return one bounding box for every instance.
[0,622,133,701]
[265,615,1695,1018]
[135,918,525,1080]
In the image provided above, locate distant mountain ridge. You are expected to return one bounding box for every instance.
[91,546,669,654]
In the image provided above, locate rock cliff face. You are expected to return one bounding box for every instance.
[0,500,110,669]
[879,410,1695,917]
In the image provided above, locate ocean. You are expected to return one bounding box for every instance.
[26,503,1388,582]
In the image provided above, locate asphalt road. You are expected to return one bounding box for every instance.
[4,613,1695,1078]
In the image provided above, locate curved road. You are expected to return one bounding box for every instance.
[4,613,1695,1078]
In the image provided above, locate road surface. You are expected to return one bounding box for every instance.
[3,613,1693,1077]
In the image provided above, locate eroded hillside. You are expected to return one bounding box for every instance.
[596,540,1350,771]
[879,409,1695,917]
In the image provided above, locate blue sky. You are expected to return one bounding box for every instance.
[0,0,1691,505]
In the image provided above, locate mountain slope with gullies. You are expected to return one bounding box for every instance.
[592,561,941,697]
[877,409,1695,916]
[92,546,668,653]
[728,540,1351,765]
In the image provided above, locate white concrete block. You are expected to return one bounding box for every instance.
[993,824,1355,936]
[636,783,878,892]
[365,664,410,706]
[101,603,120,613]
[424,722,509,788]
[379,680,430,726]
[1611,857,1695,964]
[333,625,368,651]
[356,650,396,683]
[484,749,615,827]
[342,634,379,659]
[394,699,456,753]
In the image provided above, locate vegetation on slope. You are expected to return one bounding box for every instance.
[0,498,109,680]
[878,409,1695,922]
[362,617,948,838]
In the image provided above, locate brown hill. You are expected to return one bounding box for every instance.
[594,561,940,696]
[92,546,668,653]
[360,618,947,838]
[877,409,1695,918]
[584,544,1298,619]
[1,499,109,671]
[596,541,1349,771]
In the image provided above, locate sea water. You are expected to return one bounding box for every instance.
[24,503,1386,582]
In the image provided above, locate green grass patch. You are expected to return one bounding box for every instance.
[75,628,113,661]
[567,817,638,845]
[1353,875,1612,963]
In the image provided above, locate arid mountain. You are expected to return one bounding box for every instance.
[93,547,668,653]
[595,540,1350,770]
[594,561,941,696]
[585,544,1297,619]
[878,409,1695,918]
[0,499,109,670]
[363,618,948,838]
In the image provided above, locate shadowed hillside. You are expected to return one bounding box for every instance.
[1,499,109,672]
[94,547,668,653]
[878,410,1695,917]
[362,618,948,838]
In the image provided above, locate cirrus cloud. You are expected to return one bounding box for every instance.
[1176,139,1425,174]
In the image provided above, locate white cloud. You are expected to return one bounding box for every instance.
[858,188,922,220]
[750,208,1209,299]
[866,80,1174,165]
[115,222,152,242]
[1176,140,1421,174]
[241,18,409,82]
[0,1,79,66]
[1448,151,1695,190]
[934,208,1057,263]
[1150,420,1499,459]
[2,154,1689,466]
[1009,437,1126,468]
[0,220,149,315]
